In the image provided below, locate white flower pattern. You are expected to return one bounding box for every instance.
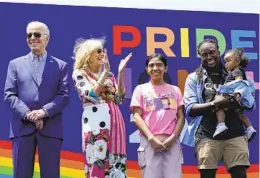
[84,165,89,173]
[85,144,96,164]
[73,70,127,178]
[108,154,127,178]
[109,154,117,166]
[94,140,107,160]
[110,168,126,178]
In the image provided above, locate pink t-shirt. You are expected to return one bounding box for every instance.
[130,82,183,136]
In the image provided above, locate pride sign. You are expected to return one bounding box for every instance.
[0,2,259,178]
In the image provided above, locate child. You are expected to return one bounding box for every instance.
[130,53,184,178]
[213,48,256,141]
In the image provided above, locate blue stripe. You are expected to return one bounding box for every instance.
[0,175,12,178]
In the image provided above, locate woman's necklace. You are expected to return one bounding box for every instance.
[91,71,102,80]
[83,69,102,84]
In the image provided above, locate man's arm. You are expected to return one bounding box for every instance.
[4,61,31,120]
[184,74,231,117]
[42,62,69,119]
[183,74,212,117]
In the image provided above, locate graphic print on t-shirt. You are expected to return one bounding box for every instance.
[144,92,177,112]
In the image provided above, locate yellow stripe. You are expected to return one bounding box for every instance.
[180,28,189,57]
[0,157,84,177]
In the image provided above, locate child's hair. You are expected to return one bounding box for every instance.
[226,48,250,68]
[146,53,168,67]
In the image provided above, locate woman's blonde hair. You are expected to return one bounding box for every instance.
[73,37,106,70]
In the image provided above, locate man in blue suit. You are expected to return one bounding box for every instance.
[4,21,69,178]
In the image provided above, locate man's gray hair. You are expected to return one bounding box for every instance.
[26,21,50,36]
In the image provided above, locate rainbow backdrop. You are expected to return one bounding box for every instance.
[0,140,259,178]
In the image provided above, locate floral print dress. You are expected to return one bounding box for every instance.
[72,69,127,178]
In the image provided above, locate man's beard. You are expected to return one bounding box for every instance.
[202,57,220,73]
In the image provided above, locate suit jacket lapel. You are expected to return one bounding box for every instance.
[24,53,39,87]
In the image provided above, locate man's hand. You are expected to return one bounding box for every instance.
[214,95,233,109]
[27,109,46,122]
[35,119,44,130]
[25,111,32,120]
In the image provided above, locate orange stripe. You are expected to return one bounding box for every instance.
[128,169,141,177]
[1,140,259,173]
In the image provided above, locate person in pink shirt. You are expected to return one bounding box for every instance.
[130,53,185,178]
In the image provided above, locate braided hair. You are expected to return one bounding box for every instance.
[226,48,249,68]
[197,39,219,55]
[196,39,220,83]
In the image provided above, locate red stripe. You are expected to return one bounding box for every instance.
[61,151,84,162]
[108,103,115,153]
[111,103,119,153]
[115,104,120,153]
[120,111,125,154]
[122,112,127,154]
[120,108,126,154]
[0,140,12,149]
[117,104,126,154]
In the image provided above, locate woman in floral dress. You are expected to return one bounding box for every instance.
[72,38,132,178]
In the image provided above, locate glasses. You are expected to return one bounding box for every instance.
[27,32,47,39]
[96,48,104,54]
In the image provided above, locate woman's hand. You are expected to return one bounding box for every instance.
[149,136,167,152]
[103,49,110,72]
[163,135,177,151]
[118,53,132,74]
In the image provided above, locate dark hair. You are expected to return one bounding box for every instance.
[197,38,219,55]
[145,53,167,67]
[226,48,249,68]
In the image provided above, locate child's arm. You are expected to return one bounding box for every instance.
[232,69,244,102]
[235,76,243,80]
[233,68,244,81]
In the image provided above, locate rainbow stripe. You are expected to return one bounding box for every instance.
[0,140,259,178]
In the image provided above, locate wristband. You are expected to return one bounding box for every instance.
[89,90,98,98]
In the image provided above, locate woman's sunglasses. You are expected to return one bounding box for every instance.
[96,48,104,54]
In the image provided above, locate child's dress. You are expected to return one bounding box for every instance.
[217,68,255,109]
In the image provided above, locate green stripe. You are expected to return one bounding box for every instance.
[0,166,12,175]
[0,166,74,178]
